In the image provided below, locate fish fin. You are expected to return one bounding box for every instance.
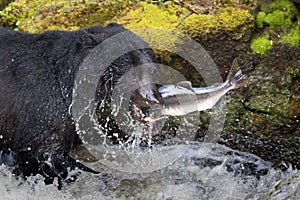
[158,85,175,97]
[175,81,193,91]
[227,58,254,89]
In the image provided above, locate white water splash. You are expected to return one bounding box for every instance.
[0,143,298,200]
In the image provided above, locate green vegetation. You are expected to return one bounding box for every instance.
[286,66,300,83]
[250,34,273,54]
[115,2,186,30]
[0,0,253,37]
[0,1,29,29]
[281,26,300,46]
[7,0,300,55]
[181,7,253,38]
[115,1,253,35]
[255,11,266,29]
[108,1,252,63]
[251,0,300,54]
[0,0,134,32]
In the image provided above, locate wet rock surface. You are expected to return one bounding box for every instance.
[198,39,300,168]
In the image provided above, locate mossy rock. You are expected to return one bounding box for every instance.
[111,1,253,64]
[180,6,253,39]
[251,0,300,54]
[114,1,254,36]
[250,34,273,54]
[0,0,134,32]
[0,1,254,39]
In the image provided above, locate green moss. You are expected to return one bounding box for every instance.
[269,0,295,12]
[0,0,134,32]
[113,2,189,63]
[181,7,253,36]
[85,1,132,27]
[218,7,253,30]
[115,1,253,35]
[281,25,300,46]
[256,12,266,28]
[1,0,254,37]
[252,0,300,52]
[250,34,273,54]
[286,66,300,83]
[181,14,218,36]
[255,0,295,27]
[265,10,292,26]
[114,2,253,63]
[0,1,30,30]
[116,2,187,30]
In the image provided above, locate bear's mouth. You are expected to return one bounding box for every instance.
[129,84,162,123]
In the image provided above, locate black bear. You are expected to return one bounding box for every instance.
[0,23,159,186]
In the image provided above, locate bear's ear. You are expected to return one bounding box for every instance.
[83,25,106,34]
[77,30,106,49]
[77,24,127,49]
[84,23,125,35]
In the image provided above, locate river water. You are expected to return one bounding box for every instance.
[0,142,299,200]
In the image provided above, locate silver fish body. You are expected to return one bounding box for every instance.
[145,59,253,123]
[158,80,232,116]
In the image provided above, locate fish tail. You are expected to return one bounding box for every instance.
[226,58,254,89]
